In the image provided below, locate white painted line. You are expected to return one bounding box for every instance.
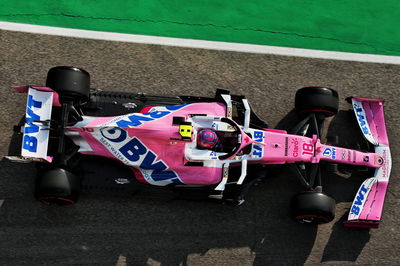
[1,21,400,64]
[116,254,126,266]
[0,200,4,208]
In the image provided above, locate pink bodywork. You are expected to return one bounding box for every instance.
[258,132,383,168]
[68,100,386,187]
[68,103,228,185]
[14,86,391,227]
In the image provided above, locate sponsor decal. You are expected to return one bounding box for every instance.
[382,149,388,178]
[284,137,288,156]
[122,102,137,109]
[347,150,351,162]
[363,156,369,162]
[100,127,183,185]
[23,94,43,152]
[342,150,346,160]
[322,147,337,159]
[209,151,217,159]
[292,138,299,157]
[351,185,368,215]
[115,104,187,128]
[253,131,264,143]
[353,103,369,135]
[252,131,264,158]
[115,178,130,184]
[253,145,263,158]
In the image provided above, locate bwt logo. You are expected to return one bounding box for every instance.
[351,184,368,215]
[252,131,264,158]
[115,104,187,128]
[353,104,369,135]
[322,147,336,159]
[22,95,42,152]
[100,127,183,186]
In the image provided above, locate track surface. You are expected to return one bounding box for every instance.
[0,29,399,265]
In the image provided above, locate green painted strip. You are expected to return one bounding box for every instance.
[1,1,399,56]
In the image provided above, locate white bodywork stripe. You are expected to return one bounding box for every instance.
[221,94,232,119]
[215,164,230,191]
[236,158,248,185]
[242,99,251,130]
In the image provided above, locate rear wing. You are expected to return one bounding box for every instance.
[344,98,392,228]
[16,87,55,161]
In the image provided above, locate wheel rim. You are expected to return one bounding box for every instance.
[37,196,76,206]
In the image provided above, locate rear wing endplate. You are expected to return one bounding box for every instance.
[20,87,54,160]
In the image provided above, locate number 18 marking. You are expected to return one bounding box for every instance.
[302,143,314,156]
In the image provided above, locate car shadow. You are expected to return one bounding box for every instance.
[0,109,370,265]
[0,158,316,265]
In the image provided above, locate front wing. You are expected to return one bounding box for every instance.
[344,98,392,228]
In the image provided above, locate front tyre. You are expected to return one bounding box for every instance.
[35,168,81,206]
[291,191,335,224]
[295,87,339,117]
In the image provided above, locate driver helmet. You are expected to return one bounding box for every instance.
[197,129,219,149]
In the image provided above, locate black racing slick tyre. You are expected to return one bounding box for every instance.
[295,87,339,117]
[46,66,90,102]
[35,168,81,206]
[291,191,335,224]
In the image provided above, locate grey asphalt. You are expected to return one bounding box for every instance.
[0,29,399,265]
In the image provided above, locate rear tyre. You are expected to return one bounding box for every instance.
[35,168,81,206]
[46,66,90,103]
[295,87,339,117]
[291,191,335,224]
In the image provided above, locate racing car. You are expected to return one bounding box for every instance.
[7,66,391,228]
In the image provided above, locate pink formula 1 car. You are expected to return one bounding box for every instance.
[8,66,392,228]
